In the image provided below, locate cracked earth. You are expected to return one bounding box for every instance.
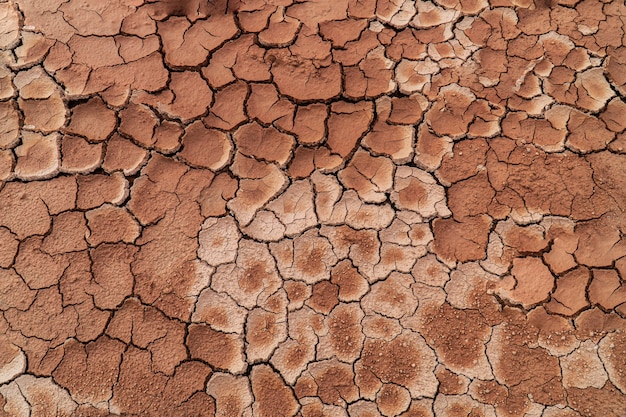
[0,0,626,415]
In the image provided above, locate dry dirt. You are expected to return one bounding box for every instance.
[1,0,626,416]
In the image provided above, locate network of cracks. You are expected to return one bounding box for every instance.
[1,0,626,416]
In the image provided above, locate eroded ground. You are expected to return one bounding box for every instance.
[1,0,626,415]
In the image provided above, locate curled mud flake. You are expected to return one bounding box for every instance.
[411,1,460,28]
[258,7,301,47]
[574,68,615,112]
[0,101,20,149]
[19,93,66,133]
[395,59,431,95]
[60,135,103,174]
[362,98,414,163]
[0,337,26,385]
[326,101,374,158]
[157,71,214,123]
[566,109,615,154]
[14,131,60,181]
[376,0,416,29]
[13,67,59,100]
[496,257,555,309]
[66,97,116,142]
[0,2,20,50]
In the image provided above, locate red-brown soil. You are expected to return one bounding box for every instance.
[1,0,626,415]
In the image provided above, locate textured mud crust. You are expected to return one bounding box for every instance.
[1,0,626,416]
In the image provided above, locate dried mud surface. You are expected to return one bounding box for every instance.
[1,0,626,416]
